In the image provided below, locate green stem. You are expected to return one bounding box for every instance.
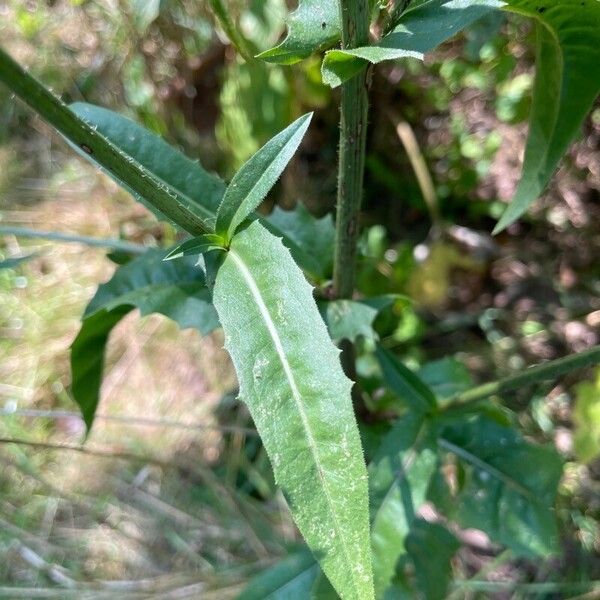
[333,0,371,299]
[442,345,600,413]
[0,226,146,254]
[208,0,255,62]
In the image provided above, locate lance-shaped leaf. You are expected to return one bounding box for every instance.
[494,0,600,232]
[257,0,341,64]
[212,221,374,600]
[440,416,563,556]
[163,234,225,261]
[0,49,215,235]
[69,103,226,224]
[369,412,438,596]
[321,0,504,87]
[376,346,437,414]
[71,250,219,430]
[237,550,319,600]
[215,113,312,241]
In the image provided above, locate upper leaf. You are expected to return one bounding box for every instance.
[494,0,600,232]
[0,49,216,235]
[212,221,374,600]
[257,0,341,64]
[70,103,226,225]
[440,416,563,556]
[71,250,219,430]
[321,0,504,87]
[215,113,312,241]
[404,520,460,600]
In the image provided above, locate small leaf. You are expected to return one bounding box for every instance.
[71,250,219,430]
[494,0,600,232]
[257,0,341,64]
[405,520,460,600]
[369,412,438,596]
[237,550,319,599]
[376,346,437,414]
[0,49,216,235]
[440,415,563,556]
[264,203,335,280]
[418,356,473,400]
[129,0,161,33]
[213,221,374,600]
[573,368,600,464]
[216,113,312,241]
[163,234,225,261]
[321,0,504,87]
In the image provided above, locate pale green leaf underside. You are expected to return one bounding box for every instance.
[216,113,312,241]
[257,0,341,64]
[321,0,504,87]
[213,221,373,600]
[441,416,563,556]
[494,0,600,232]
[72,250,218,430]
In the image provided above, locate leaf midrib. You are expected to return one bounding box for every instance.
[439,437,540,504]
[228,248,362,599]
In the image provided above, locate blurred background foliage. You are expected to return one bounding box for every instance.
[0,0,599,597]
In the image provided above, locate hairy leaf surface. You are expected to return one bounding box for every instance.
[321,0,503,87]
[257,0,341,64]
[494,0,600,231]
[216,114,312,241]
[440,416,563,556]
[213,221,373,600]
[71,250,218,430]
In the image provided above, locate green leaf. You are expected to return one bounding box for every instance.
[216,113,312,241]
[376,346,437,414]
[257,0,341,64]
[494,0,600,232]
[69,102,225,227]
[71,250,219,430]
[212,221,374,600]
[440,416,563,556]
[264,203,335,281]
[405,520,460,600]
[573,368,600,464]
[418,356,473,400]
[0,49,216,235]
[237,550,319,599]
[321,0,503,87]
[369,412,438,596]
[163,234,225,261]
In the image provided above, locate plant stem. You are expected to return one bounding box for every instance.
[442,344,600,413]
[208,0,255,62]
[333,0,371,299]
[0,226,146,254]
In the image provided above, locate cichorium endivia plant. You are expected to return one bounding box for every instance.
[1,0,600,597]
